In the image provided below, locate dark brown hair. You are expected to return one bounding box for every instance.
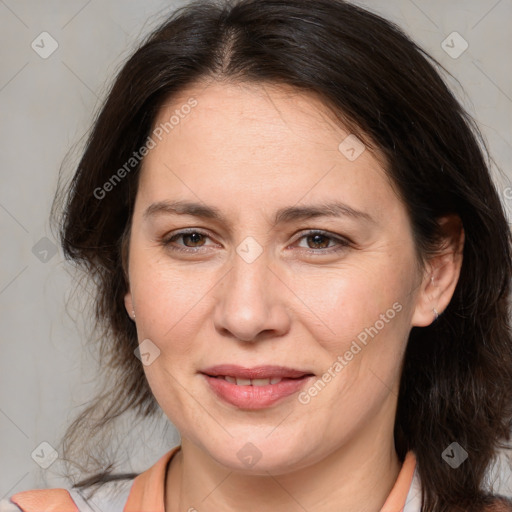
[51,0,512,510]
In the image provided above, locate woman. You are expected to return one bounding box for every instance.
[2,0,511,510]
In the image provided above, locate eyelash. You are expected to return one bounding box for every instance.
[161,228,351,256]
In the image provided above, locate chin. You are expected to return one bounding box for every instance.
[201,435,315,475]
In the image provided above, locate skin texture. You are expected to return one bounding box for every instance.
[124,80,464,512]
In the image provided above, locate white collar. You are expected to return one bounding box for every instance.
[403,465,422,512]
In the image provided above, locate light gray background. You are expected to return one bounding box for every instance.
[1,0,511,501]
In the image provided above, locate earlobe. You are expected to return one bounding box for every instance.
[411,215,464,327]
[124,292,135,321]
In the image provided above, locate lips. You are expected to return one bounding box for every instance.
[202,372,313,410]
[200,365,315,408]
[200,364,314,380]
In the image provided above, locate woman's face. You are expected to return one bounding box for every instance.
[124,81,429,473]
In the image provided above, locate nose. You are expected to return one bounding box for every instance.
[213,252,291,343]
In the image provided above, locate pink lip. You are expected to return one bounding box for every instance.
[200,365,315,409]
[203,375,313,409]
[201,364,312,379]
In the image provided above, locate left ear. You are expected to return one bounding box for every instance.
[411,214,465,327]
[124,290,134,321]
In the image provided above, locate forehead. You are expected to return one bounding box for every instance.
[150,80,369,159]
[137,80,400,223]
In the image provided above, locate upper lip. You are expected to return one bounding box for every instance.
[201,365,314,379]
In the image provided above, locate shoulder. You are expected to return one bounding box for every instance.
[0,489,77,512]
[0,479,134,512]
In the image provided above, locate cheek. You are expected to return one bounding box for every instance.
[129,249,210,357]
[129,255,207,420]
[291,255,414,356]
[289,257,415,414]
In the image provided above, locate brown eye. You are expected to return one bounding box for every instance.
[305,233,331,249]
[162,229,214,253]
[294,230,351,255]
[179,232,206,247]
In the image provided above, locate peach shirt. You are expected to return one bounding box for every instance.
[9,447,418,512]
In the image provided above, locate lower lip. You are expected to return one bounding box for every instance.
[202,374,314,409]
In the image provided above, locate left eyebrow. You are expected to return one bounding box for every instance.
[273,201,375,225]
[143,199,376,227]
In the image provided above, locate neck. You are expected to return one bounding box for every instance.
[165,420,402,512]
